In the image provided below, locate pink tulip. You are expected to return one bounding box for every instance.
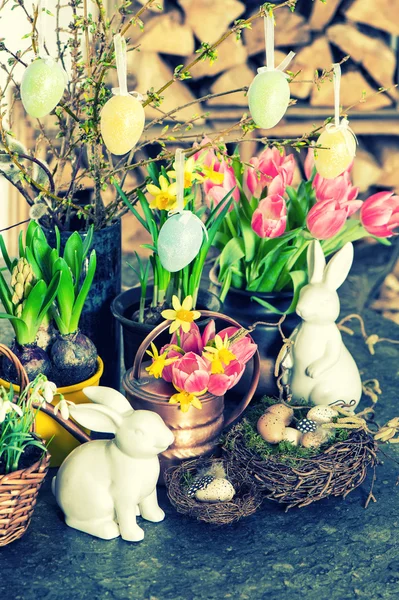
[251,194,287,239]
[161,321,216,381]
[215,327,257,366]
[245,148,295,198]
[193,136,217,167]
[171,352,210,394]
[208,360,244,396]
[304,148,315,180]
[313,171,359,204]
[307,198,348,240]
[360,191,399,238]
[205,160,240,209]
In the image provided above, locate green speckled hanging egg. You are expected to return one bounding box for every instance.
[248,70,290,130]
[21,59,66,119]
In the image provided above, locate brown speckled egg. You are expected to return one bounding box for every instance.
[266,403,294,426]
[301,431,324,449]
[195,478,235,503]
[307,406,338,424]
[257,413,285,444]
[282,427,302,447]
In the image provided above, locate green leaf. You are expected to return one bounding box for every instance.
[82,225,94,260]
[251,269,307,315]
[0,270,13,314]
[240,214,257,262]
[37,271,62,323]
[147,163,159,186]
[53,257,75,329]
[69,250,96,333]
[32,237,52,282]
[55,226,61,256]
[137,189,158,243]
[140,243,157,252]
[0,314,29,344]
[21,279,47,329]
[114,182,149,231]
[64,232,83,283]
[219,237,245,281]
[25,220,39,249]
[0,234,12,272]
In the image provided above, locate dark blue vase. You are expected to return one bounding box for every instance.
[43,220,121,389]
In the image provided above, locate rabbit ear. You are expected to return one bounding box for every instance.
[323,242,354,290]
[69,404,123,434]
[307,240,326,284]
[83,386,133,415]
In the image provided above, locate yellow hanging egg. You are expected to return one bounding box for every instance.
[314,127,356,179]
[100,94,145,156]
[248,70,290,130]
[21,58,66,119]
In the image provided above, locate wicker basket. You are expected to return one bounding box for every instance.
[0,344,50,546]
[223,425,378,510]
[165,456,263,525]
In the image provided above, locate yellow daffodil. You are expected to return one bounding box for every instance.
[167,156,205,189]
[161,295,201,334]
[145,342,179,379]
[203,334,236,375]
[146,175,177,211]
[169,389,203,412]
[202,160,224,185]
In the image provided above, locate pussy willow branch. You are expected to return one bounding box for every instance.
[0,151,55,193]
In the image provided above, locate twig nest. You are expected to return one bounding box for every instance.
[266,403,294,426]
[307,406,338,424]
[297,418,317,434]
[257,413,285,444]
[195,478,236,503]
[282,427,302,447]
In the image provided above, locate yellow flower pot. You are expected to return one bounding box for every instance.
[0,357,103,467]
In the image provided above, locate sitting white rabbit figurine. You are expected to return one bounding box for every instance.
[282,240,362,411]
[52,386,174,542]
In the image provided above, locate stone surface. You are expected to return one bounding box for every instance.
[1,243,399,600]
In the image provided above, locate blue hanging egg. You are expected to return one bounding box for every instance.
[248,69,290,130]
[157,212,204,272]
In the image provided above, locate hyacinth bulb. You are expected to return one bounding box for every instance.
[100,94,145,156]
[21,58,66,119]
[314,128,356,179]
[248,70,290,130]
[157,212,204,272]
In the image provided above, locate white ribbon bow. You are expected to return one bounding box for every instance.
[257,12,295,77]
[111,34,144,101]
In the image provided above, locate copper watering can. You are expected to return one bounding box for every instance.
[122,310,260,475]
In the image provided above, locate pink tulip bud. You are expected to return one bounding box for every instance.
[306,198,347,240]
[208,360,244,396]
[360,191,399,238]
[251,194,287,239]
[245,148,295,199]
[171,352,210,394]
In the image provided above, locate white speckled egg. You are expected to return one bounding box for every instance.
[301,431,325,449]
[266,403,294,426]
[282,427,302,447]
[195,478,235,503]
[257,413,285,444]
[157,212,204,272]
[248,70,290,130]
[307,406,338,424]
[21,58,66,118]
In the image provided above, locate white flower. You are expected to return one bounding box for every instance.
[54,399,75,420]
[0,397,23,423]
[30,380,57,405]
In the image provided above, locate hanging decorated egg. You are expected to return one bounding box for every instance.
[314,125,356,179]
[248,69,290,130]
[100,33,145,156]
[21,59,66,119]
[314,63,357,179]
[100,94,145,156]
[247,13,295,130]
[157,211,204,272]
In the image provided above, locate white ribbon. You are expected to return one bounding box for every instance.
[168,148,208,239]
[37,0,48,58]
[258,12,295,76]
[324,63,357,157]
[111,34,144,102]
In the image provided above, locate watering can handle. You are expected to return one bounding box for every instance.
[132,310,260,429]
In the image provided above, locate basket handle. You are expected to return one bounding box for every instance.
[0,343,29,394]
[132,310,260,429]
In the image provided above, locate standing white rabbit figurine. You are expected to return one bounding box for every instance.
[282,240,362,411]
[52,386,174,542]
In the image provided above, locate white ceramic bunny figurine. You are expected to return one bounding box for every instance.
[52,386,174,542]
[282,240,362,411]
